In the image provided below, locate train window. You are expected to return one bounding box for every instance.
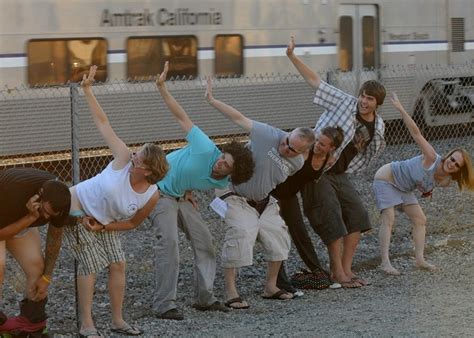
[339,16,353,71]
[27,38,107,86]
[127,36,198,80]
[451,18,465,52]
[215,35,244,77]
[362,16,376,69]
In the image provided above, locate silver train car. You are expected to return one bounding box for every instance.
[1,0,474,128]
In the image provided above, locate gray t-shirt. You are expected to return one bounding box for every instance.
[391,153,442,194]
[233,121,304,201]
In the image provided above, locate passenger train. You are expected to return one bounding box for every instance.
[1,0,474,127]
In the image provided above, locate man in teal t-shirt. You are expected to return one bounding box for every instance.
[149,62,255,320]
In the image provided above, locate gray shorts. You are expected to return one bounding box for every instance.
[301,173,371,245]
[64,212,125,275]
[372,179,418,211]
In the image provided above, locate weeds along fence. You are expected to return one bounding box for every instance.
[1,64,473,229]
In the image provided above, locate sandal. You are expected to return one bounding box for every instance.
[351,276,371,286]
[261,290,293,300]
[110,323,143,336]
[224,297,250,309]
[79,329,103,337]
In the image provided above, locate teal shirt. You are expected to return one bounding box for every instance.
[157,125,229,198]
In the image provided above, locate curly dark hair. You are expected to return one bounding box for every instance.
[221,140,255,185]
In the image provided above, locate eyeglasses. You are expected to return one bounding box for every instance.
[131,152,148,170]
[449,156,461,169]
[285,137,301,154]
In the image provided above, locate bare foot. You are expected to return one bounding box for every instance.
[415,261,441,272]
[379,263,401,276]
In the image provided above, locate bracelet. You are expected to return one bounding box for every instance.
[41,275,51,284]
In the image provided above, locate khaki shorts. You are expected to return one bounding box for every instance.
[221,195,290,268]
[64,214,124,275]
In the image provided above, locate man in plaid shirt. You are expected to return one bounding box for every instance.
[286,37,386,288]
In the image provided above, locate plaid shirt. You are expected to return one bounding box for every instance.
[314,81,386,173]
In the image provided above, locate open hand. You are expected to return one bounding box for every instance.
[286,36,296,57]
[156,61,169,88]
[205,76,214,103]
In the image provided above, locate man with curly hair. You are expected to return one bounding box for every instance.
[150,62,255,320]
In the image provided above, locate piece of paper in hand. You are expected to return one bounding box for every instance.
[209,197,227,218]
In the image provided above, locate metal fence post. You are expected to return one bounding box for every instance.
[69,82,80,330]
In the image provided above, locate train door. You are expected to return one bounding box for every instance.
[337,4,379,89]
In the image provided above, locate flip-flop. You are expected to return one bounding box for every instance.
[339,280,362,289]
[110,323,143,336]
[224,297,250,309]
[261,290,293,300]
[351,276,371,286]
[79,329,103,338]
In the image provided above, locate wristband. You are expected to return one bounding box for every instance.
[41,275,51,284]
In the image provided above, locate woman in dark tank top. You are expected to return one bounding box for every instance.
[271,126,344,292]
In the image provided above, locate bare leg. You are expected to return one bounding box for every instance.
[76,273,98,333]
[262,261,292,299]
[403,204,439,271]
[328,238,349,282]
[6,228,43,299]
[378,207,400,275]
[108,261,128,328]
[342,232,361,278]
[224,267,248,308]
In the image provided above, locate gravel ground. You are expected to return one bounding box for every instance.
[3,137,474,337]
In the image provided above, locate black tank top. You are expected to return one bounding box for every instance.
[270,147,329,200]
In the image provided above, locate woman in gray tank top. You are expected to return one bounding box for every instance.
[373,93,474,276]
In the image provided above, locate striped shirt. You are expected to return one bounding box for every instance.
[313,80,386,173]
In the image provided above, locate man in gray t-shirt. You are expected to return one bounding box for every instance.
[206,78,314,309]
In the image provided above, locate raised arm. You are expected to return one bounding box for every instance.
[286,36,321,90]
[81,66,130,168]
[156,61,193,133]
[390,93,437,165]
[205,77,252,132]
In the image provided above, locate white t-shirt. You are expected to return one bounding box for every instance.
[76,161,157,224]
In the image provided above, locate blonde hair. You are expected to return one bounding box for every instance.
[141,143,169,184]
[444,148,474,191]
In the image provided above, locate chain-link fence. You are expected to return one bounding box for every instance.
[1,64,473,228]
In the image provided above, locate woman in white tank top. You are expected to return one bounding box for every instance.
[65,66,169,337]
